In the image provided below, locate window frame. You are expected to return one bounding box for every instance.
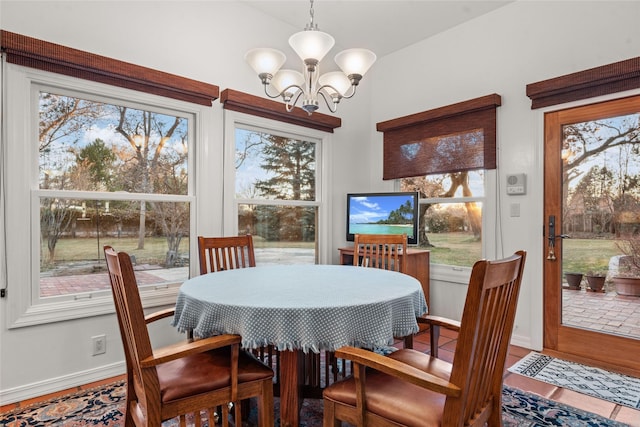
[222,110,332,265]
[3,62,207,328]
[398,169,497,282]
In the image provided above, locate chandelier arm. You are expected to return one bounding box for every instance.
[286,89,305,112]
[263,83,305,100]
[263,83,284,100]
[317,83,357,100]
[317,90,339,113]
[339,83,358,100]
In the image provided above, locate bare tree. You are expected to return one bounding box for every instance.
[563,117,639,187]
[114,107,185,250]
[40,196,74,264]
[563,115,640,236]
[439,172,482,239]
[39,94,104,264]
[39,92,104,154]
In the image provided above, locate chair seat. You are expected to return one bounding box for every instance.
[322,251,526,427]
[159,348,275,403]
[323,349,453,427]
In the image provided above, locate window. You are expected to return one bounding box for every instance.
[3,64,207,327]
[38,90,192,298]
[2,31,217,327]
[224,112,330,265]
[378,95,501,269]
[401,171,485,267]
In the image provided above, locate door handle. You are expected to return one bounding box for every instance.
[547,216,571,260]
[547,216,557,260]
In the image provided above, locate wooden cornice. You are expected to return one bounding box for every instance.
[526,57,640,109]
[220,89,342,133]
[1,30,219,106]
[376,94,502,133]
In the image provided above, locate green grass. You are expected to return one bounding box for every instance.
[419,233,621,271]
[42,234,315,270]
[42,236,190,267]
[418,232,481,267]
[561,238,619,274]
[44,233,622,273]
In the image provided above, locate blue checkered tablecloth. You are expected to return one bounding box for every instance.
[172,264,427,353]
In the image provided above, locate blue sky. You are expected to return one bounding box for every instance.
[348,194,414,224]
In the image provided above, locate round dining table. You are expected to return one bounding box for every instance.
[172,264,427,427]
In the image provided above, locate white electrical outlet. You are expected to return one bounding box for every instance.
[92,334,106,355]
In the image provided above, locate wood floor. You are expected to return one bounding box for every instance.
[2,327,640,425]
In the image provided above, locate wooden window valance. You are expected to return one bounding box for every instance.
[377,94,501,180]
[526,56,640,109]
[0,30,219,106]
[220,89,342,133]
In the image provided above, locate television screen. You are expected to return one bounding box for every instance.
[346,192,419,245]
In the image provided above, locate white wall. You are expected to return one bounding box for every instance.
[0,0,372,402]
[367,1,640,348]
[1,0,639,402]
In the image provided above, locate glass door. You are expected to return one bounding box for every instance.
[543,95,640,373]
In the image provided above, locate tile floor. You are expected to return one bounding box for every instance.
[2,327,639,425]
[410,327,640,426]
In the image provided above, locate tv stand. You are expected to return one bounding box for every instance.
[338,246,430,307]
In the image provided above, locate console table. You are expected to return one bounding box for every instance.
[338,246,430,307]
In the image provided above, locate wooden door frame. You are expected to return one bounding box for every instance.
[543,95,640,376]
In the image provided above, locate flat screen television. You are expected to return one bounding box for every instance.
[346,192,419,245]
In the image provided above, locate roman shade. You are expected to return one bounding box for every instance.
[377,94,501,180]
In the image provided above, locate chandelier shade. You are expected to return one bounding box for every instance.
[318,71,351,97]
[245,0,375,114]
[244,48,286,76]
[288,30,335,62]
[334,49,377,78]
[272,69,304,98]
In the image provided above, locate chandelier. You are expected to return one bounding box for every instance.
[245,0,376,115]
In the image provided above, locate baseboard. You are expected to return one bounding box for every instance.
[0,361,125,406]
[510,332,536,351]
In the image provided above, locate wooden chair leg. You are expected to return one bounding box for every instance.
[430,324,440,358]
[403,334,414,349]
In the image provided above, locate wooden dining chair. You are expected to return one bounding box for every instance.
[103,245,274,427]
[197,235,279,400]
[353,233,411,348]
[323,250,526,427]
[198,235,256,275]
[353,233,408,273]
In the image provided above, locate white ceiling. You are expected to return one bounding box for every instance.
[239,0,514,59]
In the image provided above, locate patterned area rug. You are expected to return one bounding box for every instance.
[0,381,629,426]
[509,352,640,409]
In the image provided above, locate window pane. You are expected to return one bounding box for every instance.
[401,172,484,267]
[235,128,316,201]
[562,112,640,291]
[238,203,316,264]
[39,92,188,195]
[40,198,189,298]
[401,171,484,198]
[421,202,482,267]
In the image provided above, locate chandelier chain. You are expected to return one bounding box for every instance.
[307,0,317,30]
